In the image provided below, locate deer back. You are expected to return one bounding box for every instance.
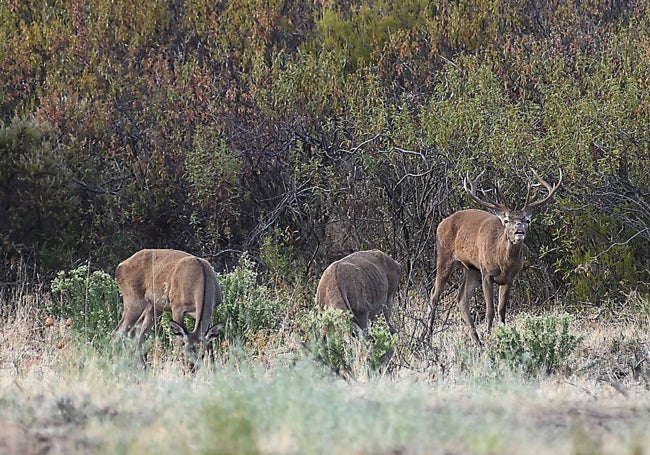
[316,249,401,316]
[116,249,194,311]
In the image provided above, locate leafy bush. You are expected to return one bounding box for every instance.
[299,308,398,375]
[490,314,582,376]
[0,120,83,273]
[367,317,398,371]
[215,253,284,345]
[299,308,354,375]
[259,226,305,287]
[184,126,241,252]
[49,265,121,344]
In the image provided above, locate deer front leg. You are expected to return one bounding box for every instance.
[114,294,148,339]
[481,274,496,332]
[497,283,512,324]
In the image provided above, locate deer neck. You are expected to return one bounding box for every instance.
[497,231,524,265]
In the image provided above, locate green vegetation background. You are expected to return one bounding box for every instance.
[1,0,649,310]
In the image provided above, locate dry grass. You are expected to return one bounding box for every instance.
[1,285,650,454]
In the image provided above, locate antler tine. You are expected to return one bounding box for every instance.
[463,170,509,212]
[496,183,510,208]
[462,169,485,194]
[522,168,563,212]
[522,182,533,209]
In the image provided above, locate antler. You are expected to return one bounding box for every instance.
[521,169,563,212]
[463,170,510,212]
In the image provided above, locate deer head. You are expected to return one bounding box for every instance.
[463,169,563,245]
[170,320,224,371]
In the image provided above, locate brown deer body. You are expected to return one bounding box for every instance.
[429,170,562,344]
[114,249,223,370]
[316,249,402,334]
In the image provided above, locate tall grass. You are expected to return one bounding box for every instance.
[2,336,649,454]
[1,279,650,454]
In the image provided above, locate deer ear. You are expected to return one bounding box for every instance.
[169,319,189,340]
[205,323,224,343]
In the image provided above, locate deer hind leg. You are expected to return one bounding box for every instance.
[353,312,370,339]
[458,268,481,344]
[428,257,456,335]
[136,305,161,366]
[381,296,396,335]
[114,294,148,338]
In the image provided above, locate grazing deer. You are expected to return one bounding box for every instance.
[114,249,223,370]
[316,249,402,335]
[428,169,562,344]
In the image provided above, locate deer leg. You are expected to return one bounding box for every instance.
[481,274,496,332]
[458,269,481,344]
[353,312,370,338]
[204,323,223,365]
[497,284,512,324]
[428,258,455,335]
[381,298,396,335]
[136,305,161,367]
[114,295,148,338]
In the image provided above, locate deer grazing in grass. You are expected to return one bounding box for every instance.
[316,249,402,335]
[428,169,562,344]
[114,249,224,370]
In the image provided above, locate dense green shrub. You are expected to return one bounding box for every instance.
[299,308,398,375]
[49,264,121,344]
[184,126,242,252]
[489,314,582,376]
[299,308,354,375]
[260,226,305,287]
[1,0,649,316]
[215,253,285,345]
[367,317,398,371]
[0,119,83,273]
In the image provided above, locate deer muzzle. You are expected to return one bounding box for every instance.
[513,225,527,243]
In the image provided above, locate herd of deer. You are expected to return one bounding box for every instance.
[113,169,562,370]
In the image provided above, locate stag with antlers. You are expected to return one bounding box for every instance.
[428,169,562,345]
